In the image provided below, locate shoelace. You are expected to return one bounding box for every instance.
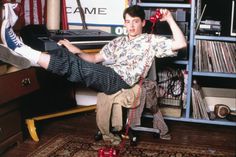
[8,28,23,47]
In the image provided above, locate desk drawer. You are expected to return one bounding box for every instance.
[0,68,39,104]
[0,110,21,142]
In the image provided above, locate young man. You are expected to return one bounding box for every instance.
[0,5,186,94]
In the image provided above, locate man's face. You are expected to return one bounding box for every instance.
[124,14,145,40]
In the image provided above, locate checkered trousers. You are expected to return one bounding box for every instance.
[47,48,130,94]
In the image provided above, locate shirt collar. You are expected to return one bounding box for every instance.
[124,33,147,42]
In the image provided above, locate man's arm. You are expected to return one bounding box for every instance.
[58,39,105,63]
[77,52,105,63]
[160,9,187,51]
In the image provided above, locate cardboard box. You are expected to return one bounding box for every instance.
[202,87,236,111]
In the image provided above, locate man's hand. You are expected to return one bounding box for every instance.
[159,9,174,22]
[57,39,82,54]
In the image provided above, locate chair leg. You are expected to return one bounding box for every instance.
[25,119,39,142]
[128,128,138,146]
[94,130,103,141]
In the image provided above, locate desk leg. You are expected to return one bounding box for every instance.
[25,119,39,142]
[25,105,96,142]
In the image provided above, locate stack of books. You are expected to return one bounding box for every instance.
[195,40,236,73]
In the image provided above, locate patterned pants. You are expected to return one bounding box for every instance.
[46,48,130,94]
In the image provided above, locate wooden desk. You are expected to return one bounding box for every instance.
[0,68,39,152]
[0,49,99,143]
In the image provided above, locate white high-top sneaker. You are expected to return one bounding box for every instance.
[1,20,41,66]
[0,44,31,69]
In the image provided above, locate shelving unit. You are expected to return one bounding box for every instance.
[135,0,236,126]
[195,35,236,42]
[193,0,236,126]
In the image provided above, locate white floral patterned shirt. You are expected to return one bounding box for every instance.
[100,33,177,86]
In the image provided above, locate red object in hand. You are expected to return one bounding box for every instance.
[98,148,118,157]
[150,9,162,24]
[155,9,162,20]
[150,16,157,23]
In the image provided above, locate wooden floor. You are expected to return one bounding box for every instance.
[2,111,236,157]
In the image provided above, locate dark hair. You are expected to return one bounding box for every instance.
[123,5,145,21]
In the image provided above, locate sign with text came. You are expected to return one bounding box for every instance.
[65,0,128,26]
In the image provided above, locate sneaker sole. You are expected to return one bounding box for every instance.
[0,44,31,69]
[1,20,8,46]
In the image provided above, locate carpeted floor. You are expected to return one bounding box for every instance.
[27,133,235,157]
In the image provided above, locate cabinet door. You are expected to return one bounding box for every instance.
[0,110,21,142]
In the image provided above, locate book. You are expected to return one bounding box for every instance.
[191,80,210,120]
